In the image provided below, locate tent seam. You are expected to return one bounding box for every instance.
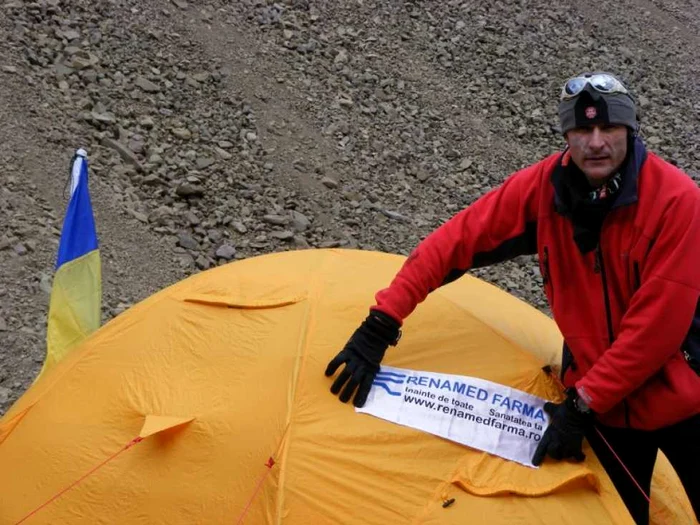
[273,250,327,523]
[433,280,556,370]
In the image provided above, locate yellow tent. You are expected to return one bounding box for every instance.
[0,249,694,524]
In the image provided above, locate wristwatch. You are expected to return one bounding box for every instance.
[574,395,591,414]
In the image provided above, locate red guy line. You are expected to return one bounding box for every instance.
[545,367,650,503]
[14,436,144,524]
[235,456,276,525]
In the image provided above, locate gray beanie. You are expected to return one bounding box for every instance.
[558,84,638,135]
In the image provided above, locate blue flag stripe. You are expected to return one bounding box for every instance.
[56,155,98,269]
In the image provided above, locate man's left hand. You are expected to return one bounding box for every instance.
[532,388,593,466]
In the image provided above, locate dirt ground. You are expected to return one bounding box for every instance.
[1,0,699,415]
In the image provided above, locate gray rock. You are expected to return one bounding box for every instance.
[175,253,195,268]
[186,211,200,225]
[459,158,474,170]
[65,51,99,70]
[207,229,223,243]
[321,177,339,189]
[0,317,6,331]
[319,240,342,248]
[177,233,199,250]
[91,111,117,125]
[62,29,81,41]
[269,230,295,241]
[416,168,432,182]
[214,147,233,160]
[113,302,134,316]
[127,209,149,223]
[232,221,247,234]
[290,210,311,232]
[171,128,192,140]
[138,116,155,129]
[263,214,288,226]
[13,243,27,255]
[175,183,204,198]
[54,64,75,77]
[39,273,52,295]
[128,137,145,154]
[192,72,210,83]
[195,255,211,270]
[293,235,310,248]
[143,174,162,186]
[215,244,236,260]
[196,157,215,170]
[335,49,349,64]
[101,137,145,173]
[0,387,11,406]
[135,76,161,93]
[381,210,410,222]
[297,40,318,54]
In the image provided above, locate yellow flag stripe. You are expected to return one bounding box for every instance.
[40,249,101,380]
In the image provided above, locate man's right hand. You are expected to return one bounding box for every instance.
[324,310,401,408]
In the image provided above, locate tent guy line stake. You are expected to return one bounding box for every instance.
[543,366,651,504]
[14,436,144,525]
[235,456,276,525]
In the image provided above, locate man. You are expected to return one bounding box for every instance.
[324,72,700,524]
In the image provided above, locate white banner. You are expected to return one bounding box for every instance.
[356,366,551,468]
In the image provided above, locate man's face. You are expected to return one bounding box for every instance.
[565,124,628,186]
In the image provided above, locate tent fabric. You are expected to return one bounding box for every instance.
[0,249,693,524]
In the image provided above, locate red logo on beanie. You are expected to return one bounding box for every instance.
[585,106,597,119]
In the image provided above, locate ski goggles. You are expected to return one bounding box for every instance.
[560,73,629,100]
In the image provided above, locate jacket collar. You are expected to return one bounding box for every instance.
[552,136,648,215]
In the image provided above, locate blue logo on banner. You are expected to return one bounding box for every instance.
[373,370,406,396]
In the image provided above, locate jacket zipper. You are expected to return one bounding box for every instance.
[594,244,614,343]
[595,242,631,427]
[543,246,554,307]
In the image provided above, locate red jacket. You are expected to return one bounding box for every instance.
[372,138,700,430]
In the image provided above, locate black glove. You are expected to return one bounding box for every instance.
[325,310,401,408]
[532,388,593,466]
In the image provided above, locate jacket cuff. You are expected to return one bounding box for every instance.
[369,306,403,327]
[574,381,605,413]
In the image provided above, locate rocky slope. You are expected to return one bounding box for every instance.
[1,0,699,414]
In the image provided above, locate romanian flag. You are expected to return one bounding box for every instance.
[40,149,102,379]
